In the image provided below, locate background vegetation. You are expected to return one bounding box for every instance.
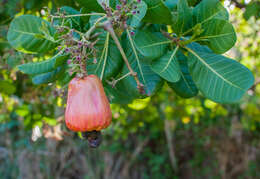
[0,0,259,178]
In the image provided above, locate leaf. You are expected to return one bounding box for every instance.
[192,0,229,25]
[18,54,68,75]
[196,19,236,54]
[167,50,198,98]
[151,46,181,82]
[0,81,16,95]
[57,72,75,86]
[143,0,173,25]
[104,82,134,104]
[134,30,169,61]
[59,6,81,30]
[172,0,192,36]
[130,1,147,28]
[164,0,178,10]
[87,31,123,81]
[75,0,104,13]
[7,15,57,54]
[121,36,164,98]
[186,43,254,103]
[32,67,65,85]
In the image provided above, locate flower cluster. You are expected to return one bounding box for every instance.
[55,27,99,76]
[102,0,142,32]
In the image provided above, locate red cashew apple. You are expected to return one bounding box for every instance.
[65,75,112,132]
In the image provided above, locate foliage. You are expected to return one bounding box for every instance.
[5,0,255,104]
[0,0,260,178]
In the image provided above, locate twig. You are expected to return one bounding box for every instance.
[85,16,106,39]
[230,0,246,9]
[250,77,260,91]
[50,13,106,19]
[102,20,144,93]
[106,72,131,87]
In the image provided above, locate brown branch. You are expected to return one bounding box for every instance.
[250,77,260,91]
[102,20,144,94]
[230,0,246,9]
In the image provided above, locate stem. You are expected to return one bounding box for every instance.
[102,20,144,93]
[100,33,110,80]
[50,13,106,19]
[85,16,107,39]
[106,72,131,87]
[81,42,88,76]
[126,29,146,85]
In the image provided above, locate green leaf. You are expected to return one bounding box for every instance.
[167,50,198,98]
[164,0,178,10]
[121,36,164,98]
[143,0,173,24]
[172,0,192,36]
[75,0,104,13]
[134,30,169,61]
[0,81,16,95]
[59,6,81,30]
[192,0,229,25]
[151,46,181,82]
[57,72,74,86]
[104,82,134,104]
[130,1,147,28]
[87,31,123,81]
[32,67,65,85]
[7,15,57,54]
[196,19,236,54]
[18,54,68,75]
[186,43,254,103]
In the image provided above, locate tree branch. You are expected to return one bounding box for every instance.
[102,20,144,94]
[230,0,246,9]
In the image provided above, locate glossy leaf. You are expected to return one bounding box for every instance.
[151,46,181,83]
[7,15,57,54]
[167,50,198,98]
[87,31,123,81]
[121,36,164,98]
[196,19,236,54]
[104,82,134,104]
[192,0,229,25]
[186,43,254,103]
[18,54,68,75]
[134,30,169,61]
[143,0,173,24]
[32,67,65,85]
[172,0,192,36]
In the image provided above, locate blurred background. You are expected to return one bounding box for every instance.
[0,0,259,178]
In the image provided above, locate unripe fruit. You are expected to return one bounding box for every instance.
[65,75,112,132]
